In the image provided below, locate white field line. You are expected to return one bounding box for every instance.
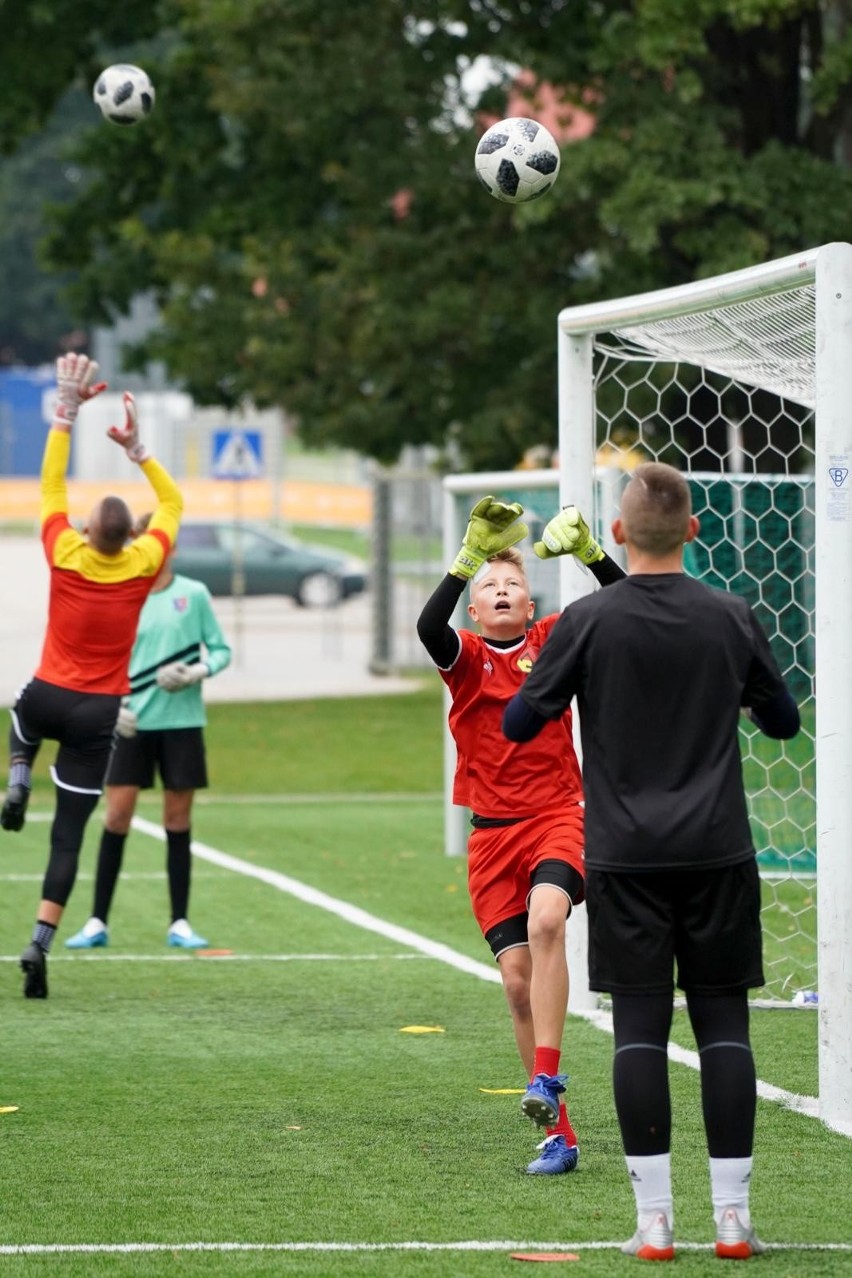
[21,794,440,815]
[1,1239,850,1257]
[124,816,847,1137]
[0,953,429,963]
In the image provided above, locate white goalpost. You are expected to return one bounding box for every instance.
[443,242,852,1135]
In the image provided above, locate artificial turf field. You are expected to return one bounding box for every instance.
[1,689,850,1276]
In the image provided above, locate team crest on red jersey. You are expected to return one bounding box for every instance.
[517,656,533,673]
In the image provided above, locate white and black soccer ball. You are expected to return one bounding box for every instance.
[475,117,561,204]
[93,64,155,126]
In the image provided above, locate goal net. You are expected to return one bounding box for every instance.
[443,243,852,1133]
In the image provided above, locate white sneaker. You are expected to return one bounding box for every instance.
[715,1207,766,1259]
[621,1211,675,1261]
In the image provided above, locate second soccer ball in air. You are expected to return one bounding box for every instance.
[93,64,156,125]
[475,117,561,204]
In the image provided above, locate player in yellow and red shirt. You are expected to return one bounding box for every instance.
[416,498,624,1175]
[1,352,183,999]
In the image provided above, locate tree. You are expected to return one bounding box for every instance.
[19,0,852,467]
[0,99,85,365]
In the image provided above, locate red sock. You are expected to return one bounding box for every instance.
[532,1046,561,1080]
[547,1102,578,1145]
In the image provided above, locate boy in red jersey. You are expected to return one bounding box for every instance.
[416,497,624,1173]
[1,352,183,999]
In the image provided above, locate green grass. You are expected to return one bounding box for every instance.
[1,690,848,1275]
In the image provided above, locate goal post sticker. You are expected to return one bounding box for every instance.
[827,456,850,522]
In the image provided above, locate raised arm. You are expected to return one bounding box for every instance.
[534,505,626,586]
[41,353,107,526]
[107,391,183,556]
[417,496,528,667]
[416,574,467,668]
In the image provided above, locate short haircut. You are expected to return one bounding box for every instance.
[620,462,691,555]
[95,496,133,554]
[471,546,528,590]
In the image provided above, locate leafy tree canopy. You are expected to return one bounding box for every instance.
[5,0,852,468]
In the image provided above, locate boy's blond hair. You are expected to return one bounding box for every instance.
[470,546,529,590]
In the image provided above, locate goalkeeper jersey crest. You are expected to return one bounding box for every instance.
[441,618,582,818]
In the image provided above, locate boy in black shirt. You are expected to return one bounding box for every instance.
[504,462,799,1261]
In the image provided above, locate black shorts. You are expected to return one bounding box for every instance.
[586,860,764,996]
[105,727,208,791]
[11,678,120,792]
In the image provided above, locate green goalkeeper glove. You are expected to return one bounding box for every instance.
[534,505,604,564]
[450,496,528,580]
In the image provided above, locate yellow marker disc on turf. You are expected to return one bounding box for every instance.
[0,1106,20,1114]
[399,1025,445,1034]
[479,1087,525,1094]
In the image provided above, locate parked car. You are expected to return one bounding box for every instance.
[170,521,367,607]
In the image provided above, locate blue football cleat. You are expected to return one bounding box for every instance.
[526,1134,579,1175]
[521,1072,567,1127]
[167,921,209,949]
[65,920,109,949]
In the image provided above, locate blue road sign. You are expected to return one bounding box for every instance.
[212,429,263,480]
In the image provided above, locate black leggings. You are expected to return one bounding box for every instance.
[612,990,756,1159]
[42,784,101,906]
[10,679,119,907]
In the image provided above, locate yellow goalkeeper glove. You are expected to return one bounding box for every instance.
[450,496,528,580]
[534,505,604,564]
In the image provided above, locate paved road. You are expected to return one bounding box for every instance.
[0,536,423,704]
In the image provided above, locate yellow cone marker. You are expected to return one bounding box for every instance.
[479,1087,525,1095]
[399,1025,445,1034]
[0,1106,20,1114]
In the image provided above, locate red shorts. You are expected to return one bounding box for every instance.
[467,805,585,941]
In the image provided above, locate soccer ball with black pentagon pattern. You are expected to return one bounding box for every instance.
[93,64,156,125]
[475,117,561,204]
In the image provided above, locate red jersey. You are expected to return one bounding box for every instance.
[34,429,183,695]
[441,618,583,818]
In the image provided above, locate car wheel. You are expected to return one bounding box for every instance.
[296,571,343,608]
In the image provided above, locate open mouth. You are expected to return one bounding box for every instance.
[495,600,511,611]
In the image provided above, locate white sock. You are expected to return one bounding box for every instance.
[82,917,106,937]
[710,1156,752,1228]
[625,1153,673,1228]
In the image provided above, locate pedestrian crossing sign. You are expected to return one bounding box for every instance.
[212,430,263,480]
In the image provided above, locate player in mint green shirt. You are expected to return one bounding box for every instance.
[65,515,231,951]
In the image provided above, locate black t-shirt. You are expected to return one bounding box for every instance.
[518,573,791,871]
